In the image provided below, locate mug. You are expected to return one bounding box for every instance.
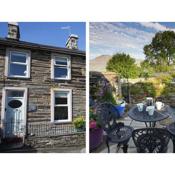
[137,103,144,112]
[146,106,155,116]
[155,101,164,110]
[146,97,154,106]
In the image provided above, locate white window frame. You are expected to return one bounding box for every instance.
[51,53,71,80]
[51,88,72,123]
[5,48,31,78]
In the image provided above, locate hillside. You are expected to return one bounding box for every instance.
[89,55,111,72]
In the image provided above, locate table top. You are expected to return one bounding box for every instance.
[128,105,172,122]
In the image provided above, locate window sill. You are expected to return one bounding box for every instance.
[51,120,72,124]
[51,78,71,82]
[6,76,31,80]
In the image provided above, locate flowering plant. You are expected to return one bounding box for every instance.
[73,116,85,130]
[89,108,101,130]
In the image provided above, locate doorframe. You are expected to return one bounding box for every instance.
[1,87,28,138]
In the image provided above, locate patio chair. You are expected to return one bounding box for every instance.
[132,128,171,153]
[96,103,133,153]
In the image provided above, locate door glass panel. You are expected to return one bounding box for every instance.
[8,100,22,108]
[7,91,24,97]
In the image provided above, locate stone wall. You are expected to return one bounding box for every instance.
[90,71,121,100]
[25,132,85,148]
[0,45,86,124]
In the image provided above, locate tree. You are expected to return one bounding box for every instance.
[106,53,139,103]
[139,60,154,80]
[144,31,175,67]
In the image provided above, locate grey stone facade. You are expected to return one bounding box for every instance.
[0,39,86,148]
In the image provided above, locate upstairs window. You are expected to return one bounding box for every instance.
[51,89,72,123]
[51,54,71,80]
[6,49,31,78]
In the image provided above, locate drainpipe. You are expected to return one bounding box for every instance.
[0,55,6,141]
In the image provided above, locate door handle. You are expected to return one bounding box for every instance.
[5,108,7,112]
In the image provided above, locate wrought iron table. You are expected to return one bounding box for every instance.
[128,105,171,127]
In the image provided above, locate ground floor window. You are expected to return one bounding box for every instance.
[51,89,72,123]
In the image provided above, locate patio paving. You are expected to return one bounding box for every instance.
[91,112,175,153]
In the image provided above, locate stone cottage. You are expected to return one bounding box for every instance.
[0,23,86,149]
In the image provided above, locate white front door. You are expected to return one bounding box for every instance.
[3,89,26,138]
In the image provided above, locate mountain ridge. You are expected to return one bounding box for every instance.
[89,55,112,72]
[90,55,143,72]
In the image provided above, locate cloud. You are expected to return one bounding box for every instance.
[139,22,175,32]
[90,22,155,60]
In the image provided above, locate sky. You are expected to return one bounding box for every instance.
[90,22,175,60]
[0,22,85,51]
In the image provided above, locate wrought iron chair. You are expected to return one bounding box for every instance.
[96,103,133,153]
[132,128,171,153]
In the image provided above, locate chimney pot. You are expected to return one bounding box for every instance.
[66,34,79,50]
[7,22,20,40]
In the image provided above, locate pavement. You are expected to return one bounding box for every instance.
[0,145,85,153]
[36,146,86,153]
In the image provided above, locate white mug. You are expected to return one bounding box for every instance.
[146,106,155,116]
[155,101,164,110]
[137,103,144,112]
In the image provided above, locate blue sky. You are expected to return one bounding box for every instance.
[0,22,85,51]
[90,22,175,60]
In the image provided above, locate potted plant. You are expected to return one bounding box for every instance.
[73,116,85,132]
[89,108,103,151]
[101,90,126,117]
[115,95,126,117]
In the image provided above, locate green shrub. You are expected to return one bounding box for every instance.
[130,82,156,98]
[101,90,116,104]
[161,83,175,96]
[73,116,85,130]
[157,74,173,84]
[154,64,174,73]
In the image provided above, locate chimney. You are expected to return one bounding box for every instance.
[7,22,20,40]
[66,34,79,49]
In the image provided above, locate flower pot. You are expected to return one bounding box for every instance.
[90,127,103,151]
[115,102,126,117]
[75,126,85,132]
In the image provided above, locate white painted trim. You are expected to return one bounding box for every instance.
[51,53,71,80]
[1,87,28,137]
[5,48,31,78]
[51,88,72,123]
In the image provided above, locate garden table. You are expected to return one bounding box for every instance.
[128,105,171,127]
